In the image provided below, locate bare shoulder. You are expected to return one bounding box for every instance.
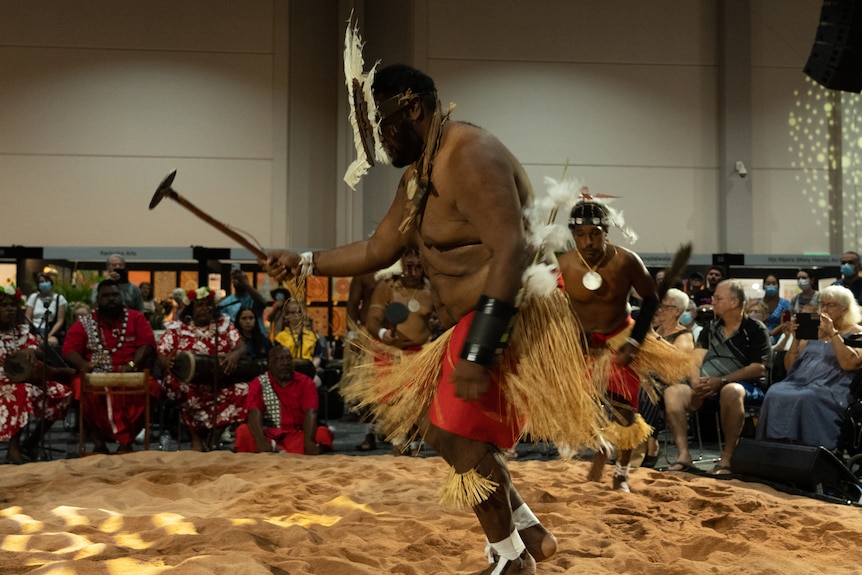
[445,122,517,166]
[441,121,531,201]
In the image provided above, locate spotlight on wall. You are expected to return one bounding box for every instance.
[735,160,748,178]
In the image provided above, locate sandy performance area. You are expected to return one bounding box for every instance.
[1,451,861,574]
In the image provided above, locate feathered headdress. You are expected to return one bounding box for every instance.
[568,186,638,245]
[343,15,390,189]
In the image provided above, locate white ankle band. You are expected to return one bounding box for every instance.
[512,503,539,530]
[490,529,525,562]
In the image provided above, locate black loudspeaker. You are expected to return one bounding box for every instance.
[804,0,862,92]
[731,439,862,502]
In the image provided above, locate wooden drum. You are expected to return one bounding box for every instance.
[170,351,267,385]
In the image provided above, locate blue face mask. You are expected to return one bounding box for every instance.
[38,281,52,293]
[679,311,693,326]
[841,263,856,277]
[764,285,779,297]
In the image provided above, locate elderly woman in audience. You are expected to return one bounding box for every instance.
[638,288,694,467]
[157,286,248,451]
[756,285,862,450]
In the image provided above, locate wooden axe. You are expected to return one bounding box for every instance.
[149,170,267,261]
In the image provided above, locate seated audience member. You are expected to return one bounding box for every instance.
[263,286,290,337]
[791,268,820,313]
[746,300,769,326]
[236,306,272,360]
[832,251,862,305]
[757,286,862,450]
[71,302,91,322]
[273,299,325,385]
[682,299,702,341]
[91,254,144,312]
[759,273,791,344]
[157,286,248,451]
[693,266,724,306]
[63,280,157,453]
[234,344,333,455]
[220,268,267,337]
[0,284,72,463]
[25,272,67,351]
[686,271,705,300]
[664,279,771,475]
[638,288,695,468]
[140,281,157,323]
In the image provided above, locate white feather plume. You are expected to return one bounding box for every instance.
[374,259,403,282]
[343,16,389,189]
[521,263,560,298]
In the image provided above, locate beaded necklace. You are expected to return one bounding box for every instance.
[82,310,129,372]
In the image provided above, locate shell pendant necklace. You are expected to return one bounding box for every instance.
[576,246,613,291]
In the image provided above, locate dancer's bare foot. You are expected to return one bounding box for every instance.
[587,450,606,482]
[519,524,558,562]
[476,550,536,575]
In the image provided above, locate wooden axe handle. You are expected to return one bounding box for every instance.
[172,193,268,261]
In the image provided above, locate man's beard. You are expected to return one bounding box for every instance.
[100,303,124,319]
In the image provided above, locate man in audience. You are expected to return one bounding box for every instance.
[833,251,862,305]
[64,279,157,453]
[686,271,704,300]
[234,344,332,455]
[664,279,771,475]
[91,254,143,312]
[692,266,724,306]
[220,267,267,336]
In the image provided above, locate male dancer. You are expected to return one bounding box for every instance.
[266,63,555,574]
[558,199,658,492]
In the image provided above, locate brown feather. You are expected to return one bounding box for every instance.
[658,242,693,300]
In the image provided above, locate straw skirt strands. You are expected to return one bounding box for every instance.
[341,290,607,451]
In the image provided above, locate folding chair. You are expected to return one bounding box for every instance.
[78,370,150,457]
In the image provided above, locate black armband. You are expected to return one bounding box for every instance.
[630,297,658,345]
[460,296,518,368]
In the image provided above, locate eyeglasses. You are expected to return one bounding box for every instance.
[657,304,676,311]
[821,302,845,309]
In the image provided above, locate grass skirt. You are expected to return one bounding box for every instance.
[340,289,607,450]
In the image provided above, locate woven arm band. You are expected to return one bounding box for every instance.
[629,297,658,345]
[459,296,517,368]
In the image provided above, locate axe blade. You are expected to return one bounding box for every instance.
[149,170,178,210]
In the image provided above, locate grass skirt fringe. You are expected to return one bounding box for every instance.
[590,326,697,406]
[603,413,652,450]
[340,289,608,451]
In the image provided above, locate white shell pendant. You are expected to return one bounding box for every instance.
[582,271,603,291]
[407,298,421,312]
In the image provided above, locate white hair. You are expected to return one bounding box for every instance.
[664,288,689,312]
[819,285,862,326]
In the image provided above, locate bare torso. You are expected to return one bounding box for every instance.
[558,245,653,335]
[405,122,533,329]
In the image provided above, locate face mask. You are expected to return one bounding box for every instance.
[841,263,856,277]
[797,278,810,289]
[38,281,52,293]
[764,285,779,297]
[679,311,693,326]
